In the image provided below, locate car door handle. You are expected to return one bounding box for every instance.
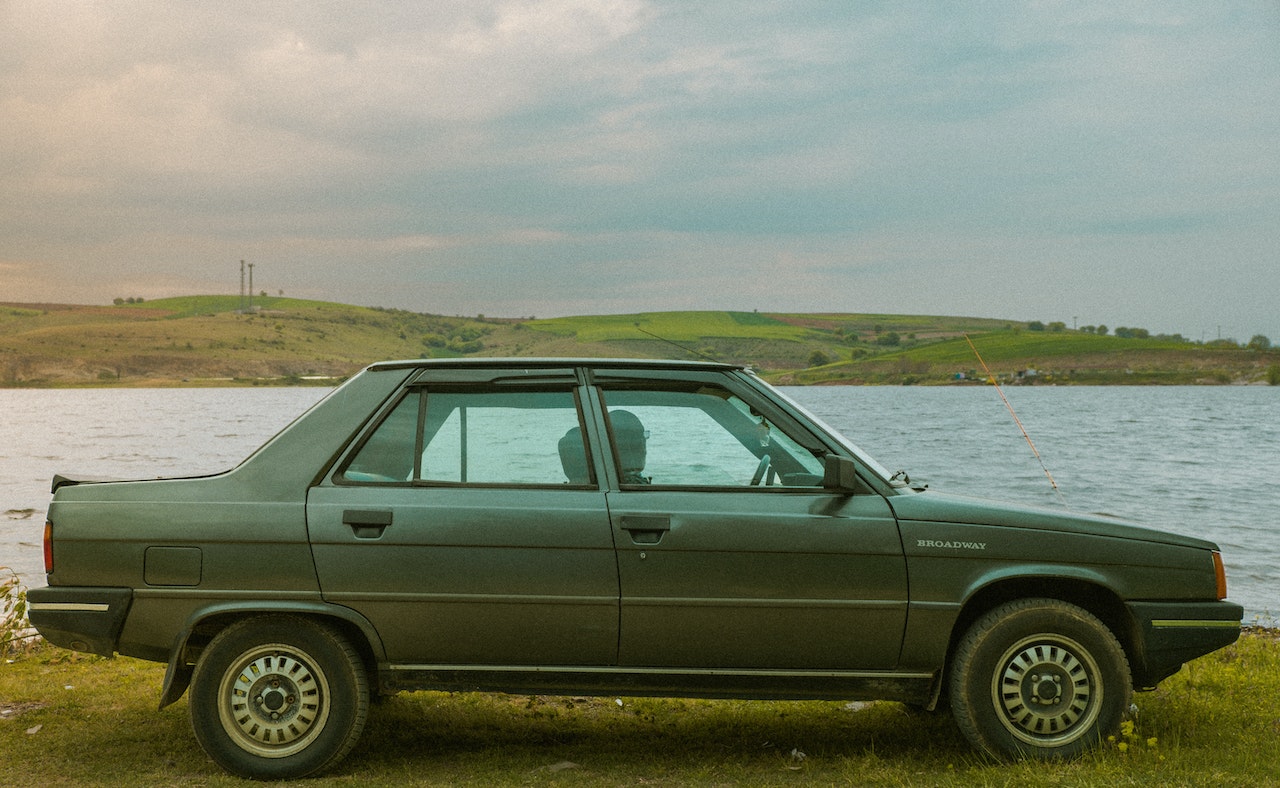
[343,509,392,539]
[621,515,671,545]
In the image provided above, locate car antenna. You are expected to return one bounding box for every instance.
[634,323,722,363]
[965,334,1068,508]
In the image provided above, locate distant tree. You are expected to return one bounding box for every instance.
[113,297,125,305]
[1048,321,1067,332]
[1096,325,1108,336]
[875,331,901,346]
[1247,334,1272,351]
[807,350,830,367]
[1027,321,1046,331]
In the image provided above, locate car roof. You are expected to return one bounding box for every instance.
[366,357,744,373]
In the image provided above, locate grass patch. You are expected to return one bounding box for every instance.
[528,311,813,343]
[2,633,1277,785]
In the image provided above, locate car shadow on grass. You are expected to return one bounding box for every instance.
[336,693,971,781]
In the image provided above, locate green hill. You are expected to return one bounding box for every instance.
[0,297,1275,386]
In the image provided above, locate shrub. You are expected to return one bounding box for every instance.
[1,567,31,656]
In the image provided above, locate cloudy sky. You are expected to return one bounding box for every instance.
[2,1,1277,340]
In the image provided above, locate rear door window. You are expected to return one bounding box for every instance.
[340,389,590,487]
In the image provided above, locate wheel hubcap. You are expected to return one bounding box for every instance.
[218,645,331,758]
[992,635,1101,746]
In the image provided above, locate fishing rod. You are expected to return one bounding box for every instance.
[965,334,1068,508]
[633,323,722,363]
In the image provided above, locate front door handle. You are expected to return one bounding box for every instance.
[343,509,392,539]
[621,514,671,545]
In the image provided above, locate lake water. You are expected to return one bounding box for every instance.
[2,385,1275,623]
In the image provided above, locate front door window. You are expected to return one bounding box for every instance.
[601,386,826,488]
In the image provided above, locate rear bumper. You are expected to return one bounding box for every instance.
[27,586,133,657]
[1127,600,1243,687]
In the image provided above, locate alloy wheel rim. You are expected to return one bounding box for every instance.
[991,634,1102,746]
[217,643,331,758]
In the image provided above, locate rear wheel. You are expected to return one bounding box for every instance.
[189,616,369,779]
[949,599,1131,760]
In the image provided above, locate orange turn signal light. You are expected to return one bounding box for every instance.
[1212,550,1228,600]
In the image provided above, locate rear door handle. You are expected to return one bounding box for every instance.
[621,514,671,545]
[343,509,392,539]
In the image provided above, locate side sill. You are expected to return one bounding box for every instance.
[380,664,937,705]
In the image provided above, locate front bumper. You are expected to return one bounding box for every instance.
[27,586,133,657]
[1127,600,1243,687]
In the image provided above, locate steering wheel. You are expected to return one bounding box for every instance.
[750,454,772,486]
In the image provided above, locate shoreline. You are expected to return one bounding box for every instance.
[2,374,1276,389]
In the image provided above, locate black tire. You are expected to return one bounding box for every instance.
[949,598,1131,761]
[189,615,369,780]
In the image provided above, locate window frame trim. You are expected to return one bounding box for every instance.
[332,381,599,490]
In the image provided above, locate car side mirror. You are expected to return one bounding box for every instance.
[822,454,861,493]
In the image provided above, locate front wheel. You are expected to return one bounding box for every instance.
[949,599,1131,760]
[189,615,369,779]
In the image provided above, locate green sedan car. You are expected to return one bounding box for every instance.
[28,358,1242,779]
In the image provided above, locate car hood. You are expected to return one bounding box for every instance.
[886,489,1217,551]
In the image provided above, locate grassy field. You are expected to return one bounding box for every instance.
[2,296,1276,386]
[1,632,1277,786]
[0,298,505,386]
[529,311,810,342]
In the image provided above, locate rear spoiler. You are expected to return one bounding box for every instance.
[51,474,116,493]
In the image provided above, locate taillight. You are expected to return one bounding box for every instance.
[43,521,53,574]
[1212,550,1228,600]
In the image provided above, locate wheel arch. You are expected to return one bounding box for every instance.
[942,574,1139,690]
[159,602,385,709]
[947,593,1135,759]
